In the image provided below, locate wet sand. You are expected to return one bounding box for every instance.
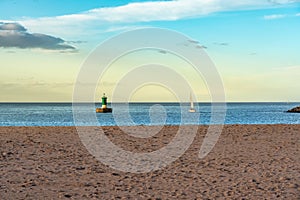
[0,125,299,199]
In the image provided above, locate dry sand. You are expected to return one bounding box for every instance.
[0,125,299,199]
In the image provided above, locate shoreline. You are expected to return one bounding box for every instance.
[1,125,299,199]
[0,123,299,127]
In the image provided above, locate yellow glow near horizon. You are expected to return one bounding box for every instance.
[95,49,211,102]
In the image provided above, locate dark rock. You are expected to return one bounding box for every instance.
[287,106,300,113]
[64,194,72,198]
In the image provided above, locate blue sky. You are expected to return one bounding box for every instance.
[0,0,300,102]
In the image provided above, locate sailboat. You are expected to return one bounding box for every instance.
[189,93,196,113]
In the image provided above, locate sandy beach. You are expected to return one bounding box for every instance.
[0,125,299,199]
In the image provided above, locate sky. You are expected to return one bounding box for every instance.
[1,0,300,102]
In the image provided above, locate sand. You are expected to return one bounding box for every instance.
[0,125,299,199]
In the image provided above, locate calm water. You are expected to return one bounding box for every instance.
[0,103,299,126]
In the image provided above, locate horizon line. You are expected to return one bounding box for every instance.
[0,101,299,104]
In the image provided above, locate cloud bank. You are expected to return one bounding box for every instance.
[0,22,75,51]
[21,0,300,24]
[11,0,297,37]
[1,1,298,39]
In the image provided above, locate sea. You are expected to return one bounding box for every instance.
[0,103,299,126]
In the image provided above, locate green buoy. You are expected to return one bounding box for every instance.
[96,93,112,113]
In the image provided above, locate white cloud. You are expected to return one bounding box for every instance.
[5,0,300,36]
[30,0,300,22]
[264,11,300,20]
[263,14,287,19]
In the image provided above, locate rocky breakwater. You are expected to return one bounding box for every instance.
[287,106,300,113]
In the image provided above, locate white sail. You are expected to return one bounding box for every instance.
[189,93,196,112]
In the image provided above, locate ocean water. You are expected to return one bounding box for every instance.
[0,103,299,126]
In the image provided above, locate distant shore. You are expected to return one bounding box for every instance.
[0,125,299,199]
